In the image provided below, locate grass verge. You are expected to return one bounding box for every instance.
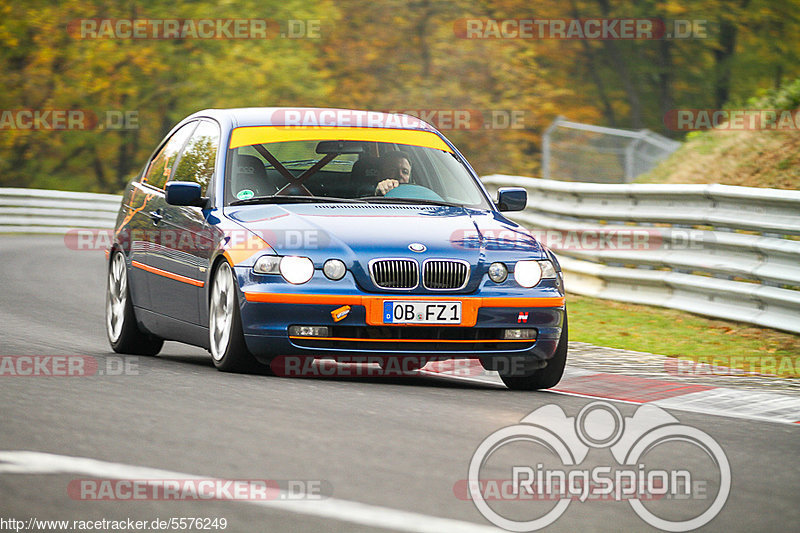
[567,293,800,377]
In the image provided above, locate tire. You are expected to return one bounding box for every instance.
[499,312,568,391]
[208,261,265,373]
[106,251,164,356]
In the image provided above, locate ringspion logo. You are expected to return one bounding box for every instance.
[464,402,730,531]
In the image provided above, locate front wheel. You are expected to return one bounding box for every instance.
[105,251,163,356]
[499,312,568,391]
[208,261,264,373]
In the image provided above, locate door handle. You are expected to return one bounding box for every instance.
[148,209,163,224]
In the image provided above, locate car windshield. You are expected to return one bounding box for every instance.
[225,139,491,209]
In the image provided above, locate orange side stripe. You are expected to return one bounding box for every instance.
[245,292,564,308]
[289,336,534,344]
[480,297,565,307]
[246,293,362,305]
[131,260,205,287]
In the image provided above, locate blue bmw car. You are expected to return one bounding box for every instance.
[106,107,567,389]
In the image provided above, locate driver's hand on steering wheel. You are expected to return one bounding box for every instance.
[375,179,400,196]
[375,153,412,195]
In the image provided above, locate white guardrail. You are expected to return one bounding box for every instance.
[0,187,121,233]
[481,176,800,335]
[2,183,799,334]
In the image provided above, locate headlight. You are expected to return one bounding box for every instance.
[279,256,315,284]
[253,255,280,274]
[488,262,508,283]
[540,260,557,279]
[514,261,541,287]
[323,259,347,280]
[514,260,557,288]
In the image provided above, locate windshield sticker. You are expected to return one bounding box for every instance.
[229,126,453,153]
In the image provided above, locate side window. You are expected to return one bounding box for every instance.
[143,122,197,190]
[171,120,220,195]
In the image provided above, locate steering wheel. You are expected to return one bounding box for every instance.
[384,184,444,202]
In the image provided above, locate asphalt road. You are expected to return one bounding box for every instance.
[0,235,797,532]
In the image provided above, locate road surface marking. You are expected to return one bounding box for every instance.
[423,362,800,425]
[0,450,503,533]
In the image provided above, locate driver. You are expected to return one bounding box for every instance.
[374,151,412,196]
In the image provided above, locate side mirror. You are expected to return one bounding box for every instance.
[166,181,207,207]
[496,187,527,212]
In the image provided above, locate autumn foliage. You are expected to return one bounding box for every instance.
[1,0,797,192]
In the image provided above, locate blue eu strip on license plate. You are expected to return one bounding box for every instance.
[383,301,461,324]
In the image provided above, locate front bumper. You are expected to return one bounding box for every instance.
[236,268,565,365]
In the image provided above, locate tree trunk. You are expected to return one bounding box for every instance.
[714,0,750,108]
[570,0,617,126]
[656,38,675,136]
[596,0,643,128]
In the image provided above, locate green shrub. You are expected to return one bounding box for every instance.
[747,77,800,110]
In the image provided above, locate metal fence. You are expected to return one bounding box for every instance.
[481,175,800,335]
[2,184,799,334]
[542,117,681,183]
[0,187,120,233]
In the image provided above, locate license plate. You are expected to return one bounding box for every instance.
[383,301,462,324]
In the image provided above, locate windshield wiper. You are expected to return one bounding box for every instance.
[361,196,464,208]
[230,195,368,206]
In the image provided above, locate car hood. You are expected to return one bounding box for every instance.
[225,203,544,290]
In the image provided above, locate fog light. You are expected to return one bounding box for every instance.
[288,325,330,337]
[503,329,537,340]
[488,262,508,283]
[323,259,347,280]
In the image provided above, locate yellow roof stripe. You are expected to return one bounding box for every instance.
[229,126,453,153]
